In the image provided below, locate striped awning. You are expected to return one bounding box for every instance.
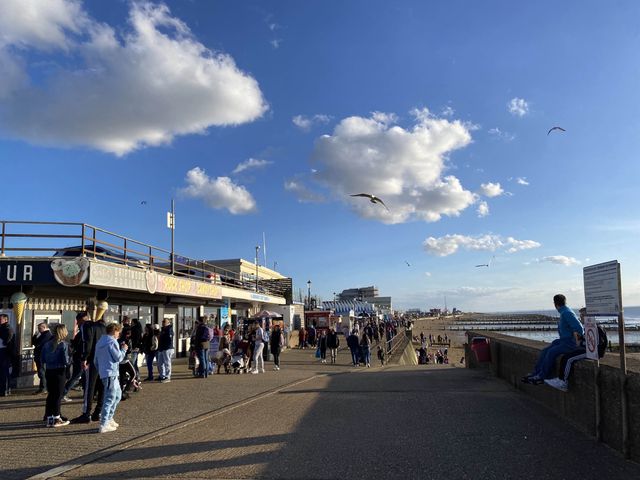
[0,297,87,311]
[321,300,375,315]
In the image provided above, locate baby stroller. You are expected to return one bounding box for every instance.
[213,349,232,374]
[231,353,248,374]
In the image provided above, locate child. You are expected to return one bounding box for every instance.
[377,345,385,366]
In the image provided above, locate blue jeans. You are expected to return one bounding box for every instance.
[100,376,122,426]
[145,352,156,379]
[196,348,208,377]
[362,346,371,365]
[157,349,174,379]
[63,360,83,395]
[350,348,359,365]
[534,339,578,379]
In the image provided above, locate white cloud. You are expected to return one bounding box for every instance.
[232,158,272,174]
[423,234,541,257]
[440,106,454,117]
[505,238,541,253]
[479,182,504,197]
[180,167,256,214]
[536,256,581,266]
[270,39,282,49]
[284,179,326,203]
[516,177,529,186]
[309,108,477,224]
[437,286,514,298]
[477,201,489,217]
[0,1,268,155]
[488,127,515,141]
[508,97,529,117]
[425,272,432,277]
[292,114,331,131]
[0,0,88,50]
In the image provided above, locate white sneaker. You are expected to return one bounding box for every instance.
[109,419,119,428]
[250,370,259,374]
[62,396,72,402]
[98,424,117,433]
[544,378,568,392]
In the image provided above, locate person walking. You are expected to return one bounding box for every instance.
[270,324,284,371]
[32,322,52,395]
[318,330,328,364]
[250,321,265,374]
[347,330,360,366]
[360,331,372,367]
[94,323,128,433]
[62,312,88,402]
[0,314,16,397]
[327,327,340,364]
[157,318,174,383]
[141,324,159,381]
[194,317,211,378]
[41,324,71,427]
[130,318,143,380]
[71,313,106,424]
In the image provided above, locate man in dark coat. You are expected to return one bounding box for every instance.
[0,314,16,396]
[32,322,53,394]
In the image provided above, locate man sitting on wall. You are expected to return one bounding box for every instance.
[522,294,584,385]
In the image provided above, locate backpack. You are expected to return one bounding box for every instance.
[597,325,607,358]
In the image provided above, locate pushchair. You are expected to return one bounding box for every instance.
[231,353,248,374]
[213,349,232,374]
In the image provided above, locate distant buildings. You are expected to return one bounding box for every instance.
[336,285,392,313]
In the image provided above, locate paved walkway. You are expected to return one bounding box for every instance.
[1,348,639,479]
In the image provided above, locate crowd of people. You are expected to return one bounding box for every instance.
[1,312,410,432]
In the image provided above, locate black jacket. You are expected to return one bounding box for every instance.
[131,322,143,349]
[327,332,340,349]
[0,323,15,358]
[81,320,106,362]
[33,330,53,363]
[159,325,174,351]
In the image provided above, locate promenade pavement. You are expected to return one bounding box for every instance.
[1,346,640,479]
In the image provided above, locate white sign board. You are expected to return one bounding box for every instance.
[583,260,621,316]
[584,317,599,361]
[167,212,175,229]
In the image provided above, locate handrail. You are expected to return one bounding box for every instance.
[0,220,291,298]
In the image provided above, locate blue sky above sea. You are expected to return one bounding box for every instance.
[2,1,640,312]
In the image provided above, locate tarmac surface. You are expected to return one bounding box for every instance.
[1,347,639,480]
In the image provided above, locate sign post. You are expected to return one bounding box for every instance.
[583,260,627,456]
[584,317,599,362]
[167,199,175,275]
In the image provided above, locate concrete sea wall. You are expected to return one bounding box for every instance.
[465,330,640,462]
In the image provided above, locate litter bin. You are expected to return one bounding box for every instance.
[470,337,491,362]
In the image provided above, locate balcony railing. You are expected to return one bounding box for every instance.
[0,221,291,299]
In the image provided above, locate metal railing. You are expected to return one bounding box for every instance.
[0,221,291,298]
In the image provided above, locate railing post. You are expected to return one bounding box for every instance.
[81,224,86,255]
[1,221,5,257]
[124,238,128,264]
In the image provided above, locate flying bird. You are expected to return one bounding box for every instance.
[140,201,148,205]
[350,193,390,211]
[405,261,411,267]
[475,255,495,268]
[547,126,566,135]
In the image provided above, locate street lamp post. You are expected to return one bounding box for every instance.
[307,280,312,310]
[255,246,260,292]
[333,292,337,302]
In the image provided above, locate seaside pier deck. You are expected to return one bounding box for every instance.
[1,347,638,479]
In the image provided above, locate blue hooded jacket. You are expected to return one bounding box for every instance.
[94,334,126,379]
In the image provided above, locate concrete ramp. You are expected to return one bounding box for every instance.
[389,335,418,366]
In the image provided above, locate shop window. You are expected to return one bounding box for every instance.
[179,307,195,338]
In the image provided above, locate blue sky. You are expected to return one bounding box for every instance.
[2,0,640,311]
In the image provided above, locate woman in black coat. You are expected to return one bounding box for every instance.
[269,325,284,371]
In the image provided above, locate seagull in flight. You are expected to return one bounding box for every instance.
[405,261,411,267]
[475,255,495,268]
[547,126,566,135]
[350,193,390,211]
[140,200,148,205]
